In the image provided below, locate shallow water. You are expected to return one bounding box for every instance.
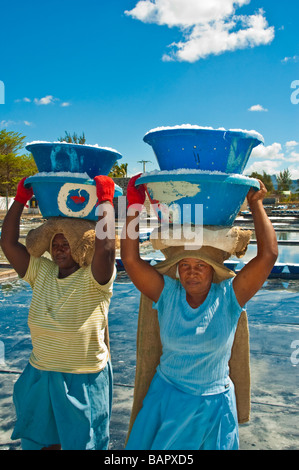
[0,274,299,450]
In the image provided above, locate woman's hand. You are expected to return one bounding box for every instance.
[14,177,34,206]
[246,179,267,209]
[126,174,146,209]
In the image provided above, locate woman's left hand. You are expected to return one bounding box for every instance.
[246,179,267,209]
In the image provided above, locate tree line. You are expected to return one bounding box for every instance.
[249,169,298,196]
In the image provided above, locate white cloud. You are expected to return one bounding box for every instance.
[287,151,299,163]
[246,141,299,177]
[282,55,299,63]
[288,167,299,179]
[248,104,268,112]
[0,119,34,128]
[125,1,274,62]
[245,160,281,175]
[251,142,284,160]
[0,120,17,128]
[34,95,57,105]
[286,140,299,148]
[126,0,250,27]
[14,97,31,103]
[15,95,70,107]
[245,142,286,175]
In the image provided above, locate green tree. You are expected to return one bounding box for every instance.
[109,162,128,178]
[0,129,37,203]
[276,169,292,192]
[57,131,86,144]
[249,171,274,194]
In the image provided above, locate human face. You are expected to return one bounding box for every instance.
[51,233,79,274]
[178,258,214,296]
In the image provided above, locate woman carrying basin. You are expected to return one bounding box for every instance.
[121,174,278,450]
[0,175,116,451]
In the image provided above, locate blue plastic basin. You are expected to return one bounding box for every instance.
[143,127,263,173]
[136,171,260,226]
[26,142,122,178]
[288,264,299,274]
[25,174,123,221]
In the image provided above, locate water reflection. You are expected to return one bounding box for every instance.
[230,243,299,265]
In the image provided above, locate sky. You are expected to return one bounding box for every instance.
[0,0,298,178]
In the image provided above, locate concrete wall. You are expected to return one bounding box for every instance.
[112,177,151,219]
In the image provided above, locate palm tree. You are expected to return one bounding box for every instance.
[57,131,86,144]
[277,169,292,192]
[249,171,274,193]
[109,163,128,177]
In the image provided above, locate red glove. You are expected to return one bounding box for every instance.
[14,177,34,206]
[126,174,146,209]
[94,175,115,206]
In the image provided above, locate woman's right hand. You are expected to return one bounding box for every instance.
[126,174,146,208]
[14,177,34,206]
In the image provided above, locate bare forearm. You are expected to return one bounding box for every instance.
[120,211,141,264]
[92,202,116,285]
[0,201,30,276]
[250,200,278,260]
[120,211,164,301]
[1,201,24,248]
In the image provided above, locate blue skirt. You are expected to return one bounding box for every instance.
[126,372,239,450]
[11,361,113,450]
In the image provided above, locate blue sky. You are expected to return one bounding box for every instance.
[0,0,298,178]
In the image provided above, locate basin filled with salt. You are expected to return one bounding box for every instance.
[136,170,260,225]
[143,125,263,174]
[26,141,122,178]
[25,173,123,220]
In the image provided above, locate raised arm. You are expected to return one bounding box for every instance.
[120,175,164,302]
[0,178,32,278]
[91,176,116,285]
[233,180,278,307]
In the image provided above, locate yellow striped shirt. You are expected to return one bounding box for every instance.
[23,256,116,374]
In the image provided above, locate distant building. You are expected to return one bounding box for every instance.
[263,197,278,205]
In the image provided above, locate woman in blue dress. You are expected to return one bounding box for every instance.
[121,175,278,450]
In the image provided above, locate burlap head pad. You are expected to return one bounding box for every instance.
[26,217,96,267]
[151,225,252,259]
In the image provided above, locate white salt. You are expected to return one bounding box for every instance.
[26,141,122,154]
[144,124,264,143]
[29,171,91,179]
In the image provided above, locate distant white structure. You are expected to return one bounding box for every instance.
[0,197,13,211]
